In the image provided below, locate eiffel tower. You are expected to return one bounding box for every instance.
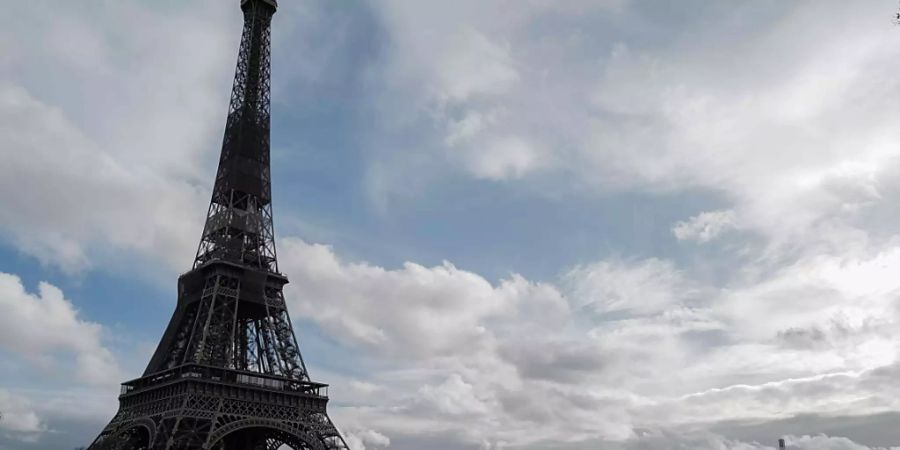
[88,1,349,448]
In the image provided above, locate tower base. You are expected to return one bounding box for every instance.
[89,365,347,450]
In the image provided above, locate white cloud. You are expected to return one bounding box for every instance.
[418,374,492,416]
[343,429,391,450]
[279,237,900,448]
[0,0,234,273]
[564,258,702,315]
[363,0,618,196]
[468,135,547,181]
[0,390,43,437]
[0,272,120,385]
[615,430,770,450]
[615,431,900,450]
[0,84,207,274]
[444,110,497,147]
[673,210,739,243]
[361,0,900,261]
[581,2,900,254]
[6,1,900,449]
[303,5,900,443]
[784,434,900,450]
[432,28,519,103]
[279,238,568,358]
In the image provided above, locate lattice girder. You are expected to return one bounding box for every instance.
[88,0,349,448]
[90,376,346,450]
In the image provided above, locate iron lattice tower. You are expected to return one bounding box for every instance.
[88,1,349,448]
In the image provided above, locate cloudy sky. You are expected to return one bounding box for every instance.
[3,0,900,449]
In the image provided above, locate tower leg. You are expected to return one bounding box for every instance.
[152,417,214,450]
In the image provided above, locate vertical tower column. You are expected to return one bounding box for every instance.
[87,1,350,448]
[195,0,278,272]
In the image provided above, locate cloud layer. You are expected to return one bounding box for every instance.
[4,0,900,449]
[278,238,900,448]
[0,1,233,274]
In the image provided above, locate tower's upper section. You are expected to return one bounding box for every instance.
[193,0,280,272]
[242,0,278,10]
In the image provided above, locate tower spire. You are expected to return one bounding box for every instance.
[195,0,278,272]
[88,1,350,448]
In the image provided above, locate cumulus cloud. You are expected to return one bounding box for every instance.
[418,374,492,417]
[280,238,634,444]
[279,238,568,358]
[279,236,900,448]
[0,272,121,385]
[343,428,390,450]
[6,0,900,449]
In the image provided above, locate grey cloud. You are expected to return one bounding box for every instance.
[498,339,608,383]
[776,326,829,350]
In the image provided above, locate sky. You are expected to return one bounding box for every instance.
[3,0,900,449]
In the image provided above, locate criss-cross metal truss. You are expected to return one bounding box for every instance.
[195,0,277,273]
[88,1,349,448]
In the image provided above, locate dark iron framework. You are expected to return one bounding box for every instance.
[88,1,349,448]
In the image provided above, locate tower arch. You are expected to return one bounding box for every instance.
[207,420,326,450]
